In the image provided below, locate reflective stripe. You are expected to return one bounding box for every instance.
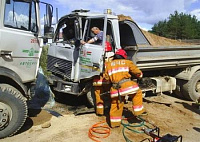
[93,78,110,86]
[93,79,110,84]
[110,85,139,98]
[133,105,144,112]
[108,67,129,75]
[97,104,104,108]
[110,116,121,122]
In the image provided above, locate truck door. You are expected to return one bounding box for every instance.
[79,16,108,79]
[0,0,40,82]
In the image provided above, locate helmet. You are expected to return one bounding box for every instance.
[105,41,112,52]
[115,49,127,59]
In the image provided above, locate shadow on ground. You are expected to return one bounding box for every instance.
[16,109,52,136]
[175,101,200,115]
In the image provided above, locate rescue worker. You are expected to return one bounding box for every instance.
[93,41,114,116]
[81,27,103,45]
[104,49,146,128]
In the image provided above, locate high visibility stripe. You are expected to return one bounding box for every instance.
[108,67,129,76]
[133,105,144,112]
[93,79,110,85]
[110,85,139,98]
[110,116,122,122]
[97,104,104,108]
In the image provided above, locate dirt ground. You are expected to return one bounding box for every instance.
[1,92,200,142]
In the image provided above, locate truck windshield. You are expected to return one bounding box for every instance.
[4,0,37,32]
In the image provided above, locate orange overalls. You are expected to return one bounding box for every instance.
[93,75,111,115]
[104,59,145,128]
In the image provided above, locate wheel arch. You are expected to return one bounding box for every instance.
[175,65,200,81]
[0,67,28,98]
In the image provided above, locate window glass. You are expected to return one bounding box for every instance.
[54,18,77,42]
[31,1,37,32]
[106,21,115,49]
[85,18,104,45]
[4,0,37,32]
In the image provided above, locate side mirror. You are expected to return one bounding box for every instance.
[44,26,54,38]
[44,4,53,37]
[45,4,53,27]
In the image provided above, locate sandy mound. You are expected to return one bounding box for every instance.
[141,30,190,46]
[118,14,190,46]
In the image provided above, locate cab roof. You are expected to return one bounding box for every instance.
[59,9,118,20]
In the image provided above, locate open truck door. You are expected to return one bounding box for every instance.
[79,16,108,79]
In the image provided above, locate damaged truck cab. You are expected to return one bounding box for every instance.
[48,10,149,104]
[48,9,200,106]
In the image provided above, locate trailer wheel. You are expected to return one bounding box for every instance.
[86,87,96,108]
[182,71,200,101]
[0,84,27,138]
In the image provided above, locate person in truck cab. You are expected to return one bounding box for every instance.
[81,27,103,44]
[104,49,147,128]
[93,41,114,116]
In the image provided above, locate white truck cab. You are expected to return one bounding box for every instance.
[47,10,151,105]
[0,0,53,138]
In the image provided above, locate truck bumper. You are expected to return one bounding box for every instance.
[49,75,79,95]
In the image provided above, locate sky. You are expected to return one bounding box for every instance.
[40,0,200,31]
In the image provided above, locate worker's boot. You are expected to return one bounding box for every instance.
[134,109,148,116]
[96,103,104,116]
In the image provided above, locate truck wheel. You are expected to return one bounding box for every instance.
[182,71,200,101]
[0,84,27,138]
[86,87,96,108]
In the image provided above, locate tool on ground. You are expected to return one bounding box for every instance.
[121,116,183,142]
[88,121,111,142]
[121,116,146,142]
[44,108,63,117]
[142,127,183,142]
[74,107,95,115]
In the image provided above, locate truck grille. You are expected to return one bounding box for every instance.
[47,55,72,80]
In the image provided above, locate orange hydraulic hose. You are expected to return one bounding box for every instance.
[88,121,111,142]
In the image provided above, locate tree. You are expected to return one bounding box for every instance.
[150,11,200,39]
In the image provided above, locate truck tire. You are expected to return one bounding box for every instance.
[182,71,200,101]
[0,84,27,138]
[86,87,96,108]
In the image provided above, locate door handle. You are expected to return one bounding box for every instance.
[93,63,99,68]
[0,50,12,59]
[1,50,12,55]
